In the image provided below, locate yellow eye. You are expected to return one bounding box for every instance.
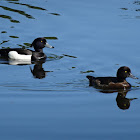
[41,41,43,42]
[125,71,127,73]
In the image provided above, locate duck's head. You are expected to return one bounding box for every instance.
[31,37,54,52]
[117,66,138,81]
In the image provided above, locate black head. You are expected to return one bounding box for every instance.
[116,93,130,110]
[31,37,54,52]
[116,66,137,81]
[116,91,137,110]
[30,62,46,79]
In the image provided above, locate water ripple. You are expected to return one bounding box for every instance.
[0,5,34,19]
[9,1,47,11]
[0,14,20,23]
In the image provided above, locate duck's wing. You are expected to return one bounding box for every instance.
[87,76,117,86]
[15,49,33,55]
[96,77,117,85]
[0,48,32,57]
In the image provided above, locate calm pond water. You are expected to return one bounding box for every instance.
[1,0,140,140]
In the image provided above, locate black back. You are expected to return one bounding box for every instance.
[0,48,32,57]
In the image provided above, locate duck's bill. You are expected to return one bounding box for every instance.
[129,73,138,79]
[45,43,54,48]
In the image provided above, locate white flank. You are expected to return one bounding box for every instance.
[8,51,32,61]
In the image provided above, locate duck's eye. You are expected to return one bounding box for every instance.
[125,71,127,73]
[41,41,43,43]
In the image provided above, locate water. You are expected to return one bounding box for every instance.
[0,0,140,139]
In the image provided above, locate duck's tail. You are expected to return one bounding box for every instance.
[86,75,94,79]
[86,76,95,86]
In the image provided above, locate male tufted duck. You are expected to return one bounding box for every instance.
[86,66,138,90]
[0,37,54,61]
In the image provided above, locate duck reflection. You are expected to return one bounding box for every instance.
[0,58,53,79]
[9,59,32,65]
[100,89,137,110]
[116,90,137,110]
[30,61,53,79]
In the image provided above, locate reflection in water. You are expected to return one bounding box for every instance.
[62,54,77,58]
[136,9,140,11]
[0,1,60,23]
[116,90,137,110]
[0,58,53,79]
[8,59,32,65]
[134,1,140,5]
[99,89,137,110]
[120,8,128,11]
[1,31,7,33]
[0,40,9,45]
[49,13,61,16]
[120,1,140,19]
[8,2,47,11]
[5,0,19,1]
[9,35,19,38]
[47,54,77,60]
[0,14,20,23]
[0,5,34,19]
[30,61,53,79]
[80,70,94,74]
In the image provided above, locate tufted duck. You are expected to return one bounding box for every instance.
[86,66,138,90]
[0,37,54,61]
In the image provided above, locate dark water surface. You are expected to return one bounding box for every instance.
[1,0,140,140]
